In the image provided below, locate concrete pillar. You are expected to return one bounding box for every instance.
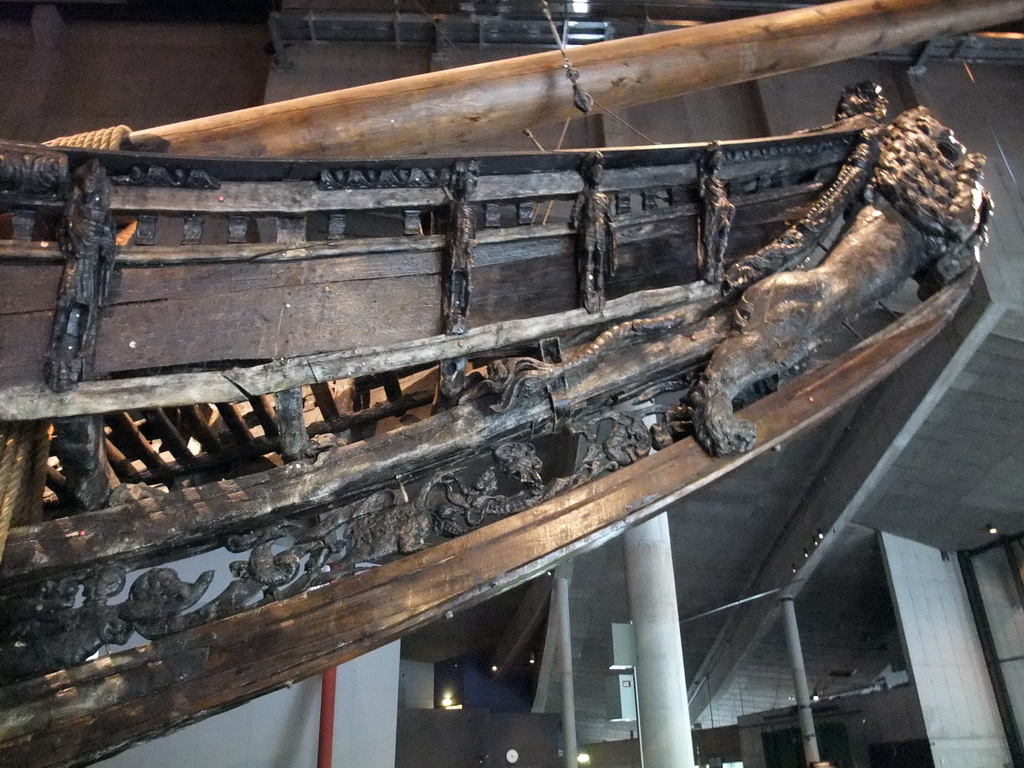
[623,512,695,768]
[554,575,578,768]
[780,596,821,767]
[882,532,1011,768]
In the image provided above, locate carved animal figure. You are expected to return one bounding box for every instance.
[691,106,991,456]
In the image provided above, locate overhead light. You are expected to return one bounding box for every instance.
[529,653,536,665]
[817,530,825,540]
[492,666,498,672]
[988,523,999,535]
[577,754,591,764]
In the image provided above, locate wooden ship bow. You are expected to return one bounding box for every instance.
[0,0,1020,765]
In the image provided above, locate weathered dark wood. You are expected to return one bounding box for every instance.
[215,402,254,446]
[43,161,116,393]
[310,382,341,422]
[0,275,972,768]
[248,395,279,439]
[51,416,111,512]
[105,413,165,473]
[0,282,715,420]
[0,294,725,583]
[0,129,846,404]
[177,406,222,454]
[145,410,193,463]
[275,387,312,463]
[102,437,143,484]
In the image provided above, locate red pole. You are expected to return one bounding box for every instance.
[317,667,337,768]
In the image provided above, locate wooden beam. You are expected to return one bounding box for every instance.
[50,416,113,512]
[125,0,1023,157]
[0,275,973,768]
[0,283,716,421]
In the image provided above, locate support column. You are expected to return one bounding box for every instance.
[623,513,695,768]
[780,596,821,767]
[882,532,1012,768]
[554,574,578,768]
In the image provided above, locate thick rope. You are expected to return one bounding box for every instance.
[0,421,50,563]
[43,124,132,151]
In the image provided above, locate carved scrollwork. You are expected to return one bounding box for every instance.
[110,165,220,189]
[0,141,68,200]
[0,405,677,682]
[420,442,546,537]
[319,166,451,190]
[0,490,402,680]
[480,300,702,413]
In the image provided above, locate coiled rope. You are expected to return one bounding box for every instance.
[43,124,132,151]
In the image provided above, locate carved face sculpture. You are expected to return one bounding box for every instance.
[872,107,991,292]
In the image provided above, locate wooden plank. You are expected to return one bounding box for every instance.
[0,283,716,420]
[145,410,193,462]
[275,388,312,462]
[90,273,444,374]
[105,413,165,472]
[310,382,341,422]
[0,275,973,768]
[0,261,63,315]
[0,310,53,389]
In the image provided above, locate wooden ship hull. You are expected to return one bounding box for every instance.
[0,0,1018,765]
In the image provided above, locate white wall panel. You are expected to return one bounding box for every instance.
[882,532,1011,768]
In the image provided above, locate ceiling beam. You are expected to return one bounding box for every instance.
[491,571,553,678]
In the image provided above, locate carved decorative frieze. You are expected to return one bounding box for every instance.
[110,165,220,189]
[319,166,451,190]
[0,141,68,200]
[423,441,546,537]
[0,412,664,681]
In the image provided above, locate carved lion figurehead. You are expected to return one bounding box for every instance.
[871,107,992,295]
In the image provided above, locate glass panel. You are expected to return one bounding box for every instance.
[973,547,1024,660]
